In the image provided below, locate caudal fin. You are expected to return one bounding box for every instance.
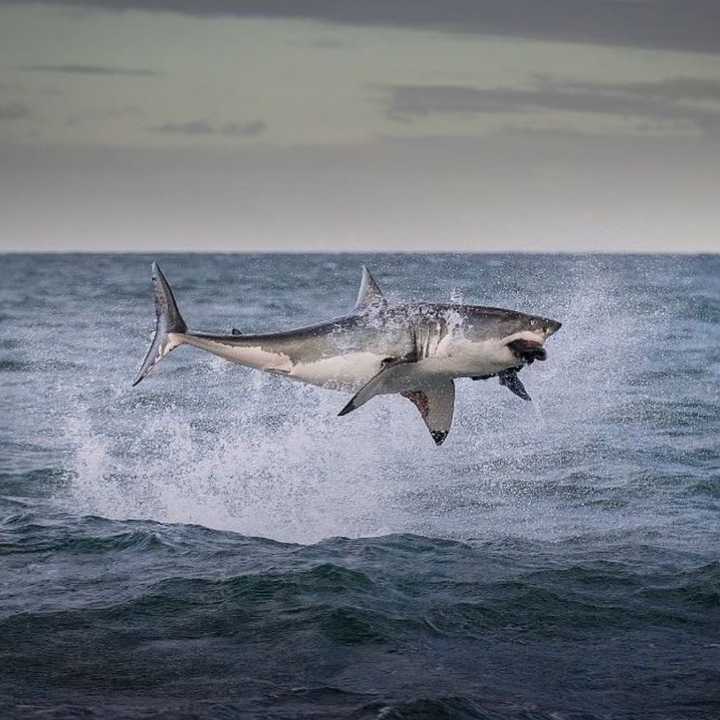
[132,262,188,386]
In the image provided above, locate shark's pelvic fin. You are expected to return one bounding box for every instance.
[353,265,387,312]
[498,368,531,401]
[337,356,411,416]
[132,262,187,386]
[402,381,455,446]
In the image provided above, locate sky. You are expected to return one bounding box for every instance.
[1,1,719,252]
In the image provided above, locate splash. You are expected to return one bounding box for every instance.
[58,258,660,544]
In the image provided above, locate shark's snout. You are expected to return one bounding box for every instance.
[544,318,562,336]
[526,315,562,339]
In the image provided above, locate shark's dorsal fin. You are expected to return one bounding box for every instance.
[353,265,387,312]
[402,381,455,446]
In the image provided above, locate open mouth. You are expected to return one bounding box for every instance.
[508,338,547,364]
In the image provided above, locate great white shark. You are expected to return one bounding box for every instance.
[133,263,561,445]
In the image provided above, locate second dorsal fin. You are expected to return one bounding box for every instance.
[353,265,386,312]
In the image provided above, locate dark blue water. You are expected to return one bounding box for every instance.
[2,254,719,719]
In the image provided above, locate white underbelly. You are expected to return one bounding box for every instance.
[285,338,522,392]
[418,338,518,379]
[289,351,385,391]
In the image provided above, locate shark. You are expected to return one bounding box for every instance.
[133,263,561,445]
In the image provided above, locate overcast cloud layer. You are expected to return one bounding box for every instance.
[0,3,719,251]
[385,76,720,138]
[20,64,159,76]
[4,0,720,54]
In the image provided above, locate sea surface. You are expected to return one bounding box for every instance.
[1,253,719,719]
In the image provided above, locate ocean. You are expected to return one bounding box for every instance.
[1,253,719,719]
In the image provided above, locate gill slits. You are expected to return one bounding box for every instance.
[412,317,447,361]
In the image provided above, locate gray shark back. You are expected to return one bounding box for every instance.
[190,311,412,366]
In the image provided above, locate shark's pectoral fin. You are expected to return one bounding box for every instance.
[402,380,455,446]
[337,356,413,417]
[498,369,531,401]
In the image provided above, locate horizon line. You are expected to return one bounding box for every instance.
[2,249,719,257]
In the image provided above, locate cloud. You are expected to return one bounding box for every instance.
[383,76,720,137]
[543,75,720,104]
[1,1,719,55]
[221,120,267,136]
[19,64,158,77]
[150,119,267,137]
[0,102,30,120]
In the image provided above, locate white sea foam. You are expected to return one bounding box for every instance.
[58,258,662,545]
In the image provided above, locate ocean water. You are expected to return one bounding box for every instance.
[1,253,719,719]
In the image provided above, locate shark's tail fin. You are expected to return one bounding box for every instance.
[132,262,188,386]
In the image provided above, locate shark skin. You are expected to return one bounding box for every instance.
[133,263,561,445]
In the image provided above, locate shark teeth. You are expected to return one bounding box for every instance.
[507,338,547,363]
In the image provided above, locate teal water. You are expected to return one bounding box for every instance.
[1,254,719,719]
